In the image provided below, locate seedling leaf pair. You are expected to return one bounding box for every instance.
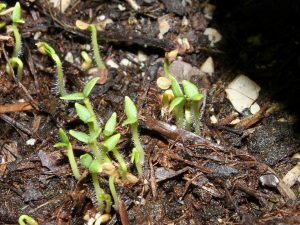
[122,96,138,126]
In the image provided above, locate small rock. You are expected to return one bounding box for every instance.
[200,56,214,75]
[169,60,203,82]
[250,102,261,114]
[204,28,222,46]
[259,174,279,188]
[225,75,261,113]
[64,52,74,64]
[26,138,36,146]
[161,0,185,15]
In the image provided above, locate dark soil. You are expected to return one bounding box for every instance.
[1,0,300,225]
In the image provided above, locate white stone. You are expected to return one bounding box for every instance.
[64,52,74,64]
[120,58,132,67]
[250,102,261,114]
[204,28,222,46]
[106,59,119,69]
[225,75,261,113]
[210,115,218,124]
[118,4,126,11]
[26,138,36,146]
[200,56,214,75]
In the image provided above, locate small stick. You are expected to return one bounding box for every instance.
[0,102,33,113]
[0,114,32,136]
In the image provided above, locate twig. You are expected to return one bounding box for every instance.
[0,114,32,136]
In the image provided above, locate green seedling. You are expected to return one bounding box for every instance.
[70,126,103,163]
[76,20,108,81]
[80,153,115,213]
[0,3,6,29]
[122,96,144,177]
[6,57,23,81]
[61,77,100,132]
[130,147,142,178]
[12,2,24,57]
[54,128,81,180]
[81,51,92,71]
[18,214,38,225]
[163,60,185,128]
[182,80,203,135]
[103,112,117,138]
[36,42,66,96]
[102,133,127,179]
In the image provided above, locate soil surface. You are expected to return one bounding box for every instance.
[1,1,300,225]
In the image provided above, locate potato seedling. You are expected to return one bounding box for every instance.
[36,42,66,96]
[102,133,127,179]
[122,96,144,177]
[80,51,92,71]
[80,153,112,213]
[60,77,100,132]
[11,2,24,57]
[18,214,38,225]
[75,20,108,81]
[54,128,81,180]
[163,60,185,128]
[182,80,203,135]
[6,57,23,81]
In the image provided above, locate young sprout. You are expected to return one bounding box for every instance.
[109,176,118,210]
[163,60,185,128]
[54,128,81,180]
[6,57,23,81]
[102,133,127,179]
[161,89,174,117]
[11,2,24,57]
[182,80,203,135]
[131,147,142,178]
[60,77,100,132]
[18,214,38,225]
[0,3,6,29]
[70,126,103,163]
[81,51,92,71]
[80,154,109,213]
[103,112,117,139]
[122,96,144,177]
[75,20,108,82]
[36,42,66,96]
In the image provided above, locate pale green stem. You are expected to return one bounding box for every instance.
[174,102,184,128]
[18,215,38,225]
[91,173,105,212]
[12,24,21,57]
[185,103,191,131]
[89,25,106,70]
[89,142,102,163]
[134,157,143,178]
[131,122,144,164]
[192,101,201,135]
[67,144,80,180]
[112,148,127,178]
[109,176,119,210]
[84,98,99,132]
[51,54,66,96]
[6,57,23,81]
[104,193,112,213]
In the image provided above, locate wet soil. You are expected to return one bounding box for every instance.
[1,0,300,225]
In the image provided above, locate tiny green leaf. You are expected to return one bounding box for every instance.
[36,42,56,56]
[80,154,93,169]
[53,142,68,148]
[169,97,184,112]
[122,96,138,126]
[83,77,100,97]
[75,103,93,123]
[70,130,90,143]
[0,3,6,12]
[103,112,117,137]
[163,60,172,80]
[130,147,138,163]
[182,80,203,101]
[89,160,102,173]
[12,2,24,24]
[58,128,69,144]
[170,77,183,97]
[102,133,121,151]
[88,127,102,143]
[60,92,85,100]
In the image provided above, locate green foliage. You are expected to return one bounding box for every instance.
[18,214,38,225]
[103,112,117,137]
[36,42,66,96]
[81,51,92,71]
[162,61,204,134]
[6,57,23,81]
[122,96,138,126]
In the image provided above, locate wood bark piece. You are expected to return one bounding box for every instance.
[0,102,33,114]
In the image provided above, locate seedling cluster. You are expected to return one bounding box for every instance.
[54,77,141,215]
[162,60,204,135]
[5,2,24,81]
